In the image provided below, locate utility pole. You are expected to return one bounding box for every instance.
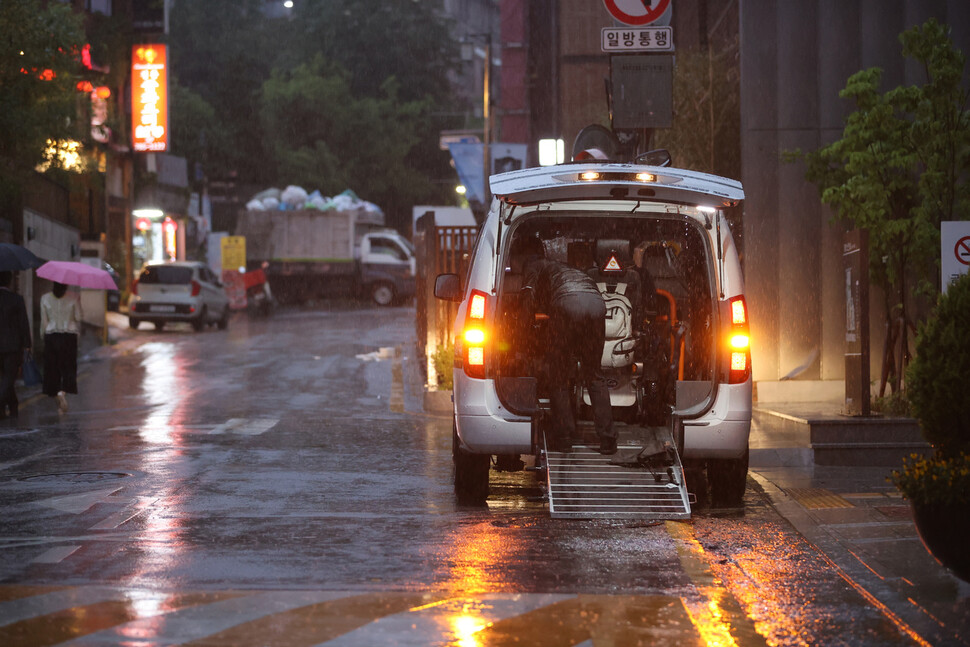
[482,33,492,204]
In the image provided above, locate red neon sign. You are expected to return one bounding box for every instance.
[131,44,168,152]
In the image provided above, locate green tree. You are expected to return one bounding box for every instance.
[798,19,970,392]
[168,0,279,183]
[0,0,85,173]
[290,0,457,104]
[259,55,434,222]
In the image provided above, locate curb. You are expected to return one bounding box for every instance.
[423,389,453,415]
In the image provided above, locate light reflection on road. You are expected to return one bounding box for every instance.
[130,341,190,590]
[137,342,183,445]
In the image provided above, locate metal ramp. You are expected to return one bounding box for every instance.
[543,424,691,520]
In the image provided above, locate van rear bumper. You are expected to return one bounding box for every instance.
[454,375,531,454]
[681,380,752,460]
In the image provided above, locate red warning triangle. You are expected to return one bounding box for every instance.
[604,255,622,271]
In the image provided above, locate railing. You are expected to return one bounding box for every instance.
[414,215,478,387]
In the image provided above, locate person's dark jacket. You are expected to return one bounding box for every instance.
[0,288,31,354]
[523,258,601,310]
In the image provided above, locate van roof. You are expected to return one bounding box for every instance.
[489,163,744,208]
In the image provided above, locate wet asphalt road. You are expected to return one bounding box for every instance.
[0,304,937,645]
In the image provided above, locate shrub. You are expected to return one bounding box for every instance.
[433,343,454,390]
[906,273,970,456]
[872,391,911,417]
[892,452,970,507]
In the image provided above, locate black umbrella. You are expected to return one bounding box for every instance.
[0,243,45,272]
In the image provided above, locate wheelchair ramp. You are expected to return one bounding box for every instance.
[544,425,691,520]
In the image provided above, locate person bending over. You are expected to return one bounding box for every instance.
[516,236,616,454]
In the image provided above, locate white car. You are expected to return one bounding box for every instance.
[129,261,231,332]
[435,161,751,508]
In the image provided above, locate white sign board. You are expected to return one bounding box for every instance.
[942,220,970,293]
[602,27,673,52]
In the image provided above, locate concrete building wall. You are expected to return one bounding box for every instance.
[740,0,970,389]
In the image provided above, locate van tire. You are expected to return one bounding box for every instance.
[708,449,749,508]
[128,318,140,330]
[154,321,165,331]
[217,306,230,330]
[453,423,489,505]
[370,282,395,307]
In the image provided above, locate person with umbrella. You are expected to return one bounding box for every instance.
[34,261,117,413]
[40,281,83,413]
[0,271,32,419]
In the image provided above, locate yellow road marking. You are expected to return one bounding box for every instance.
[0,585,66,604]
[666,521,768,647]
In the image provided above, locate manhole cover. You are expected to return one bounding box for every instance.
[18,471,131,483]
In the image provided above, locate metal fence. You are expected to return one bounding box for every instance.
[414,214,478,387]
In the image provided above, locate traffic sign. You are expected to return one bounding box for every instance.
[602,27,673,52]
[955,236,970,265]
[603,0,671,26]
[942,221,970,293]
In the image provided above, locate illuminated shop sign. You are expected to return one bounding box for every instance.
[131,44,168,152]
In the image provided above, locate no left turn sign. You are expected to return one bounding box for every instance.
[603,0,671,26]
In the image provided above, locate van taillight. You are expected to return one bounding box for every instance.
[131,279,139,296]
[725,296,751,384]
[462,290,488,379]
[191,280,201,297]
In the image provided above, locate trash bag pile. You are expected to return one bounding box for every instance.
[245,186,382,216]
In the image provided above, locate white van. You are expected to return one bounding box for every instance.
[435,161,751,512]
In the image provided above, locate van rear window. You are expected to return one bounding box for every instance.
[139,266,193,285]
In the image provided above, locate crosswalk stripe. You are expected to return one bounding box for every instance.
[180,592,437,647]
[61,591,347,646]
[0,588,769,645]
[0,587,120,628]
[208,418,279,436]
[0,592,240,647]
[30,545,80,564]
[319,593,574,647]
[476,594,705,646]
[88,497,157,530]
[33,487,123,515]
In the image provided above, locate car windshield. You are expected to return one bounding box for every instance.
[139,265,193,285]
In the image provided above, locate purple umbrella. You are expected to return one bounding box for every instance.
[36,261,118,290]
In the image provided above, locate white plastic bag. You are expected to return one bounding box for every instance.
[281,185,309,208]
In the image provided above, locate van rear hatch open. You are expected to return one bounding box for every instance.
[488,165,746,432]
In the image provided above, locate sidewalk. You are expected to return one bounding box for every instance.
[14,311,137,409]
[749,401,970,644]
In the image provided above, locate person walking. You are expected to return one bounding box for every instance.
[40,282,82,413]
[0,271,31,419]
[516,236,617,454]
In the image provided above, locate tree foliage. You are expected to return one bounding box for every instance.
[906,274,970,456]
[259,56,432,218]
[801,20,970,304]
[168,0,460,226]
[168,0,278,183]
[289,0,457,104]
[0,0,85,172]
